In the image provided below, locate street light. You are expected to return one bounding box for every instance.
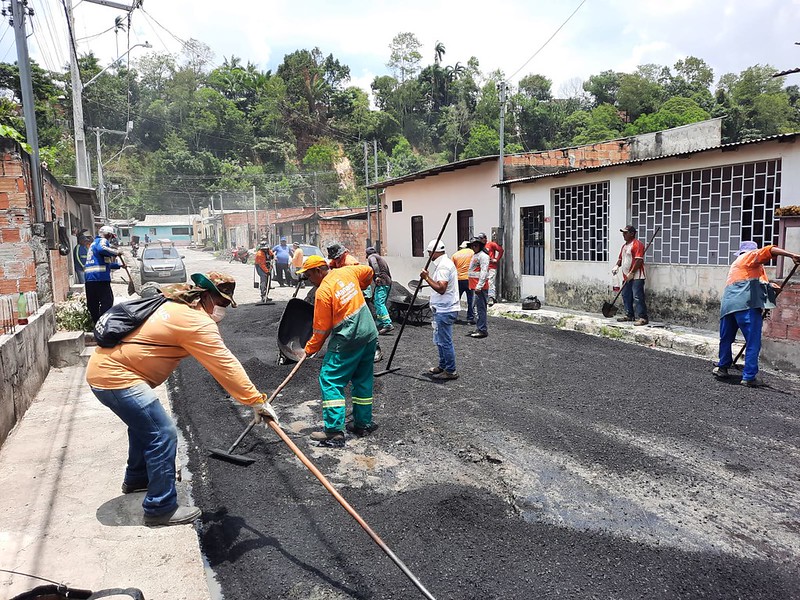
[83,41,152,89]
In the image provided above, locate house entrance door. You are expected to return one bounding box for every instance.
[522,206,545,276]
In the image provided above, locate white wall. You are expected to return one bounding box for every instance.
[382,160,500,288]
[511,139,800,305]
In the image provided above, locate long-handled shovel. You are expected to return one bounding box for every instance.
[731,261,799,368]
[375,212,451,377]
[208,354,308,465]
[118,255,137,296]
[265,417,438,599]
[601,226,661,318]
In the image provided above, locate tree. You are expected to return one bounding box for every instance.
[583,70,622,106]
[387,32,422,83]
[617,70,665,121]
[570,103,624,145]
[434,41,446,65]
[461,123,499,159]
[518,74,552,101]
[627,97,710,134]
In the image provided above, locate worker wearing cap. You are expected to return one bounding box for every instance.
[327,243,360,268]
[291,242,305,287]
[254,241,275,302]
[85,225,123,323]
[713,241,800,386]
[366,246,394,334]
[451,240,475,325]
[73,235,91,284]
[272,237,292,286]
[478,232,504,306]
[86,272,278,526]
[420,239,460,380]
[467,236,490,338]
[612,225,648,326]
[298,256,379,447]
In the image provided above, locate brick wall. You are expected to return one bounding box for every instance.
[0,139,72,303]
[504,140,631,180]
[319,219,369,260]
[764,281,800,342]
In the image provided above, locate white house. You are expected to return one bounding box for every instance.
[504,133,799,328]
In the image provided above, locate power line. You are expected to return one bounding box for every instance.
[508,0,587,81]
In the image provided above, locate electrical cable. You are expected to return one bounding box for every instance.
[507,0,587,81]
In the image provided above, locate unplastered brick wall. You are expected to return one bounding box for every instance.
[0,145,35,296]
[223,208,314,240]
[764,281,800,342]
[41,172,70,302]
[319,219,369,260]
[504,140,631,180]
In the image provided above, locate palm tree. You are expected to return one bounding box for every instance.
[434,41,446,65]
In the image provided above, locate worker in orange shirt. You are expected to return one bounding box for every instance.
[254,240,274,303]
[451,240,475,324]
[478,231,504,306]
[86,272,278,526]
[290,242,305,287]
[299,256,379,448]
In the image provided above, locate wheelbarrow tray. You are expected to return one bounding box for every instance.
[277,298,314,363]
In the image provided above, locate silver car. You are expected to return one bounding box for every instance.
[139,241,187,283]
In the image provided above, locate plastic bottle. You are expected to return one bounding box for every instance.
[17,292,28,326]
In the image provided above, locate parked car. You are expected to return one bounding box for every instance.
[298,244,324,260]
[139,240,187,283]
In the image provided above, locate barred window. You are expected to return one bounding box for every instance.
[553,181,609,261]
[630,159,781,265]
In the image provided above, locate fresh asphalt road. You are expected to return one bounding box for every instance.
[167,249,800,600]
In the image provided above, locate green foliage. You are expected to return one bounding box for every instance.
[628,97,710,134]
[570,104,624,145]
[461,124,499,159]
[55,295,93,332]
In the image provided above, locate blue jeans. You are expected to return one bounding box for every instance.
[622,278,647,319]
[91,383,178,517]
[718,308,763,381]
[432,309,458,372]
[458,280,474,321]
[474,289,488,334]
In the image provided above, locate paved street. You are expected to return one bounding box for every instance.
[162,249,800,600]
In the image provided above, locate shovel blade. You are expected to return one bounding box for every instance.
[601,302,618,318]
[208,449,256,466]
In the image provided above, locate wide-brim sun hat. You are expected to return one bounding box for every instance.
[297,255,328,274]
[191,271,238,307]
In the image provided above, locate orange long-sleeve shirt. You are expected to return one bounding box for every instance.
[86,301,262,405]
[305,265,377,355]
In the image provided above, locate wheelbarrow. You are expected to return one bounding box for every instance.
[277,297,314,365]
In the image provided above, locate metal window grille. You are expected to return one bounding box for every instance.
[553,181,609,261]
[630,159,781,265]
[521,206,545,276]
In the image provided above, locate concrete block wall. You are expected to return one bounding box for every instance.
[0,304,56,447]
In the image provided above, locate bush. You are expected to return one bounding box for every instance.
[55,294,93,332]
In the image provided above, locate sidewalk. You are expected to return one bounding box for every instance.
[0,362,212,600]
[0,295,741,599]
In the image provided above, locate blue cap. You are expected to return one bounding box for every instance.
[280,236,287,242]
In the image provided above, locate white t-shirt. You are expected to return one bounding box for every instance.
[621,241,646,280]
[428,255,461,313]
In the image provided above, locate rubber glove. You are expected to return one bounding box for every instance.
[252,399,279,426]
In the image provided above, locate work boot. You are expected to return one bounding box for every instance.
[378,324,395,335]
[121,481,148,494]
[310,430,345,448]
[740,378,764,388]
[712,366,730,378]
[346,422,379,437]
[634,318,649,326]
[143,505,201,527]
[429,366,444,374]
[432,370,459,380]
[617,315,634,322]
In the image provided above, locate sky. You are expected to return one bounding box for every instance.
[5,0,800,98]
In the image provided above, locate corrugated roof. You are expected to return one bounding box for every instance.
[497,133,799,186]
[366,155,498,190]
[136,214,196,226]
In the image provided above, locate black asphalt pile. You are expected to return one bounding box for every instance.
[169,302,800,599]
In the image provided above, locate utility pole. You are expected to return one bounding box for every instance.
[363,141,372,246]
[373,139,381,252]
[91,125,128,221]
[10,0,43,222]
[252,185,258,244]
[496,80,518,301]
[66,0,140,188]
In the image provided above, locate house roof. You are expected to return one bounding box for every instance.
[136,214,196,227]
[63,185,100,213]
[365,155,498,190]
[496,132,800,187]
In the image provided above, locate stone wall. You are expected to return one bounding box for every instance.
[0,304,55,447]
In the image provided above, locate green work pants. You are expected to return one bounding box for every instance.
[319,339,377,432]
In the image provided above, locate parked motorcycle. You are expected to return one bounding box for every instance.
[229,246,250,264]
[131,242,139,258]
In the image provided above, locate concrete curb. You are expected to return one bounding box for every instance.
[489,304,727,361]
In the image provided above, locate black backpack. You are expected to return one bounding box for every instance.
[93,295,168,348]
